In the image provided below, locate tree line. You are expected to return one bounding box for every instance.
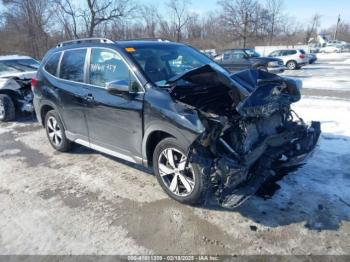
[0,0,349,59]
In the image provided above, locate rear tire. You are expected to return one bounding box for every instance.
[45,110,72,152]
[0,94,15,122]
[286,61,297,70]
[153,137,208,205]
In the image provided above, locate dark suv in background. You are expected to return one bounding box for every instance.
[33,38,320,208]
[214,48,285,74]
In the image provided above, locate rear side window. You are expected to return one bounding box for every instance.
[284,50,297,55]
[44,52,61,76]
[60,49,87,82]
[299,49,306,54]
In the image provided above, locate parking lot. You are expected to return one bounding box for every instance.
[1,53,350,255]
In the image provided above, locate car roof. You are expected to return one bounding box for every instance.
[0,55,34,61]
[44,39,186,63]
[223,48,252,51]
[42,38,187,65]
[52,38,184,52]
[116,40,184,48]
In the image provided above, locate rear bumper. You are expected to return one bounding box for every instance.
[33,96,42,124]
[218,121,321,208]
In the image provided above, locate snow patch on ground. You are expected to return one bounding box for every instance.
[329,58,350,65]
[302,78,350,91]
[293,97,350,136]
[282,53,350,91]
[316,52,350,61]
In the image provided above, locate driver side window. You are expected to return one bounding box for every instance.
[89,48,141,92]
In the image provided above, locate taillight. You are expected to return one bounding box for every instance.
[31,78,38,91]
[299,54,305,59]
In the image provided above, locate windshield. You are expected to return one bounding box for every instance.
[126,44,219,86]
[244,49,261,58]
[0,59,40,76]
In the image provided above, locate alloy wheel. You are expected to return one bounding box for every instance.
[287,62,296,70]
[47,116,63,147]
[158,148,195,197]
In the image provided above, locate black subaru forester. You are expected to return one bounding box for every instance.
[33,38,320,208]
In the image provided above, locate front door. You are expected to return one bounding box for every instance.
[84,48,144,162]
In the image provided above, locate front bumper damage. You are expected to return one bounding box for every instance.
[190,120,321,208]
[168,66,321,208]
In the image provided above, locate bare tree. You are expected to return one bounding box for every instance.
[218,0,258,48]
[305,13,321,44]
[140,4,159,38]
[52,0,80,39]
[265,0,284,45]
[157,16,172,39]
[53,0,137,38]
[1,0,51,58]
[167,0,193,42]
[186,13,201,40]
[84,0,137,37]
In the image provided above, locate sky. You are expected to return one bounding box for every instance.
[141,0,350,29]
[1,0,348,29]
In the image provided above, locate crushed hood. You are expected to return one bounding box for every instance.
[232,70,301,117]
[167,64,301,118]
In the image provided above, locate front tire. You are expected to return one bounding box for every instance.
[45,110,72,152]
[153,137,208,204]
[0,94,15,122]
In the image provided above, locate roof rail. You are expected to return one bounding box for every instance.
[57,38,114,48]
[117,38,172,42]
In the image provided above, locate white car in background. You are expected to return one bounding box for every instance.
[319,45,343,53]
[0,55,40,121]
[268,49,308,70]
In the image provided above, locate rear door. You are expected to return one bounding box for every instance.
[84,48,144,161]
[49,48,90,139]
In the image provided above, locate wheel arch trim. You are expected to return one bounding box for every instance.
[38,100,66,129]
[142,123,199,167]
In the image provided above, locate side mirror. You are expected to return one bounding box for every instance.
[106,80,129,95]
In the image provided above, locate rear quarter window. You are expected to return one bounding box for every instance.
[44,52,61,76]
[60,49,87,82]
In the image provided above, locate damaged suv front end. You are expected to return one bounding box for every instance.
[125,42,320,208]
[153,64,320,208]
